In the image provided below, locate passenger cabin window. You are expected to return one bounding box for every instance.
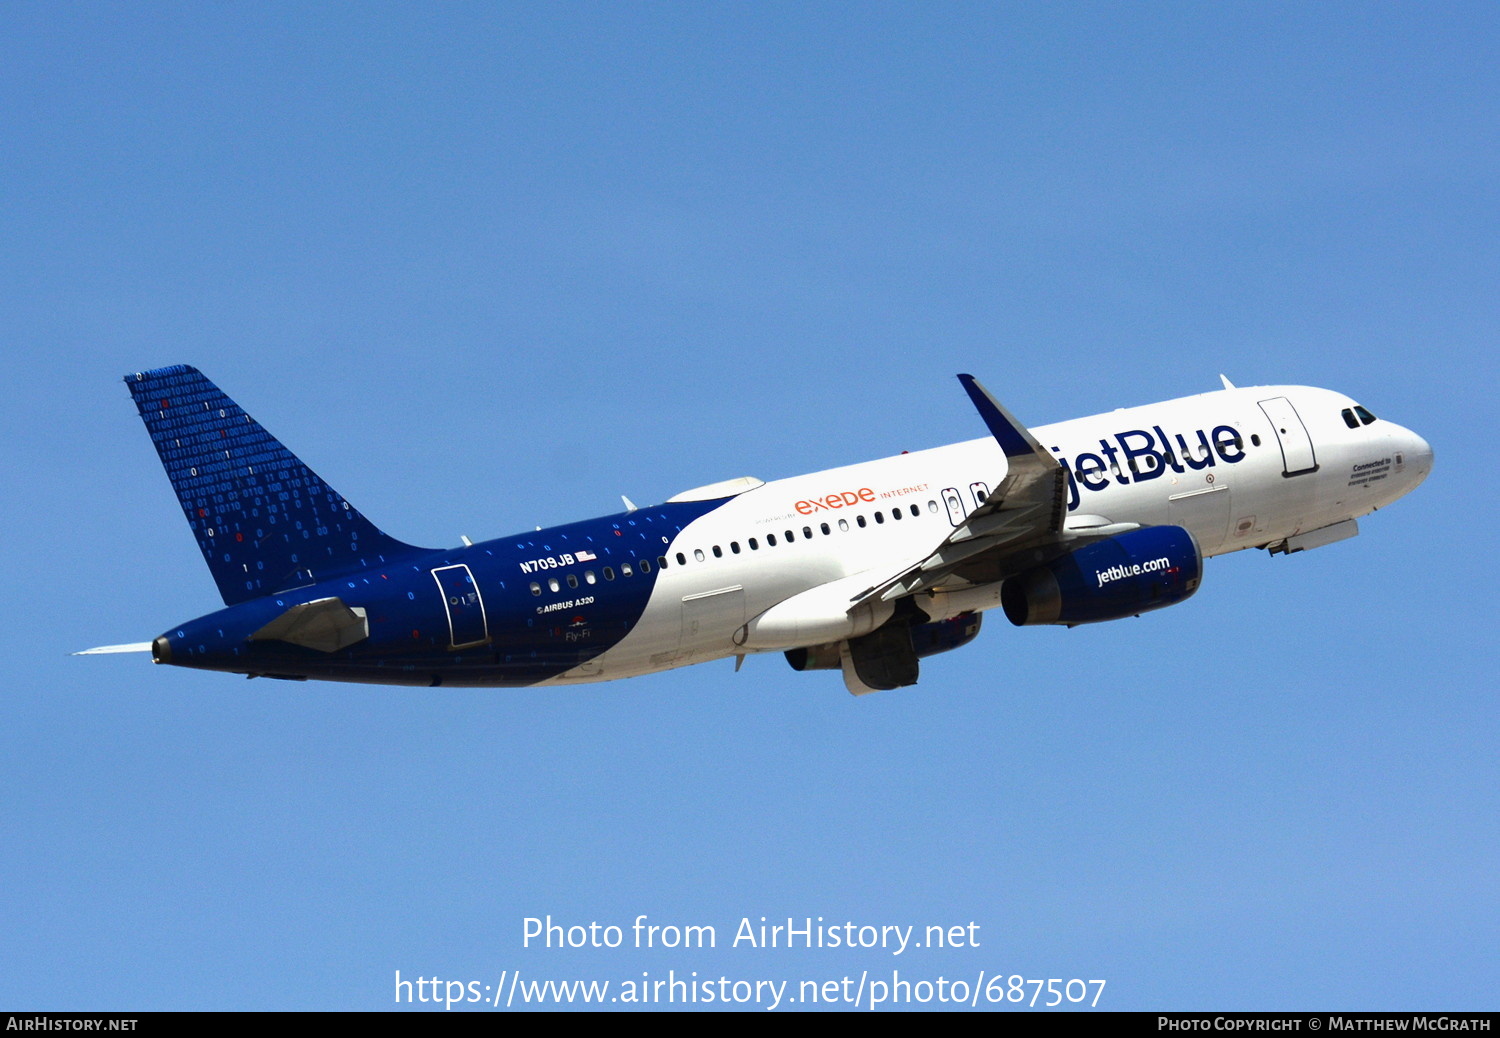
[638,559,651,574]
[621,562,634,577]
[785,530,795,542]
[874,511,884,524]
[749,538,759,550]
[802,526,813,539]
[767,534,777,546]
[603,567,616,580]
[730,541,741,554]
[857,515,867,528]
[712,545,723,558]
[820,523,830,535]
[676,552,686,566]
[566,573,578,589]
[548,577,560,592]
[585,571,596,584]
[694,549,705,562]
[529,582,542,596]
[910,504,920,517]
[838,519,849,532]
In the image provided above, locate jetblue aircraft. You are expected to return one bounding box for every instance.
[80,366,1431,694]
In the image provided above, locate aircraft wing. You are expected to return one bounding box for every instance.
[849,374,1075,606]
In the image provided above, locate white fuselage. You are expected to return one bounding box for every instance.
[554,385,1431,683]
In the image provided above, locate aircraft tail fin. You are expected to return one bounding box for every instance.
[125,365,429,606]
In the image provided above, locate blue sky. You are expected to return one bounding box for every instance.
[2,2,1494,1011]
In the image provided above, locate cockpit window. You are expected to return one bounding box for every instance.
[1341,408,1359,429]
[1354,405,1377,425]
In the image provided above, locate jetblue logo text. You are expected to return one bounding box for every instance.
[1054,425,1246,511]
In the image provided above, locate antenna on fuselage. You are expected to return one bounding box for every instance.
[621,495,638,513]
[1219,374,1237,390]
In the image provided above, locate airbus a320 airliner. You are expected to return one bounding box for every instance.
[80,366,1431,694]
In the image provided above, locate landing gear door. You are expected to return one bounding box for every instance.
[1258,397,1318,477]
[432,564,489,648]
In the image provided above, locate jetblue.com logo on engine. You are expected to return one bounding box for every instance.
[1054,424,1246,511]
[1096,557,1174,588]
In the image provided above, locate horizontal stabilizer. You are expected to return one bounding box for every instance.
[72,642,153,656]
[251,597,369,653]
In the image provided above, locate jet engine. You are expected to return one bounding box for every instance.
[784,612,981,672]
[909,611,982,658]
[1001,525,1202,627]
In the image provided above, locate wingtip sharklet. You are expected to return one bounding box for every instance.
[957,373,1042,460]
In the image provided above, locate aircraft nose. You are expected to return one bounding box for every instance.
[1394,425,1434,487]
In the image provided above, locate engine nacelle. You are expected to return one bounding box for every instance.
[1001,525,1202,627]
[784,641,843,671]
[910,611,982,658]
[784,612,981,672]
